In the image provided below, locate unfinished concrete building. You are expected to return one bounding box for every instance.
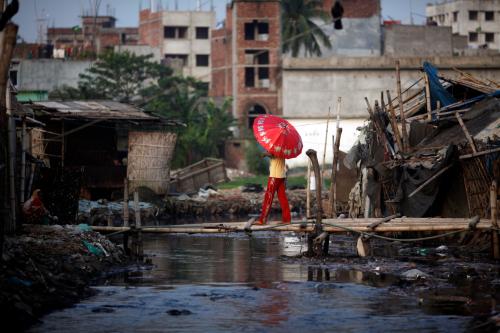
[47,15,139,56]
[210,0,281,168]
[139,7,216,83]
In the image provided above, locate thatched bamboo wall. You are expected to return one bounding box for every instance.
[127,131,177,195]
[30,128,46,161]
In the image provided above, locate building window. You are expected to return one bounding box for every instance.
[485,11,494,21]
[244,20,269,41]
[485,32,495,43]
[469,11,478,20]
[9,70,17,86]
[164,26,188,39]
[244,50,270,88]
[453,11,458,22]
[196,54,209,67]
[196,27,209,39]
[121,33,127,44]
[245,67,255,87]
[164,54,188,67]
[247,104,266,129]
[469,32,478,42]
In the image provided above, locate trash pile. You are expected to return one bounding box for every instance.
[78,199,160,226]
[164,188,325,222]
[346,61,499,218]
[0,224,127,329]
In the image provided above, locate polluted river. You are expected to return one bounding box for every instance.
[27,229,500,333]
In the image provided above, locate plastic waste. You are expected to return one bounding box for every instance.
[82,240,104,256]
[78,224,92,232]
[7,277,33,287]
[401,269,429,280]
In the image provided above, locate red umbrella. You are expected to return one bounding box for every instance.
[253,115,303,159]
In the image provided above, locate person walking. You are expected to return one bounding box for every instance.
[255,152,291,225]
[252,114,303,225]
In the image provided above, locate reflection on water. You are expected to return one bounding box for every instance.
[30,233,480,333]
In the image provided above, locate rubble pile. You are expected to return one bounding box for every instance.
[0,224,127,330]
[163,189,333,222]
[347,62,499,219]
[78,199,160,226]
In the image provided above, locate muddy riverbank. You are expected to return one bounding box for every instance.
[0,225,128,331]
[79,188,344,226]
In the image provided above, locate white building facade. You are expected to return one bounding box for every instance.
[426,0,500,51]
[139,8,215,83]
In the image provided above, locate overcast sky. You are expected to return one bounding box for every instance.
[14,0,430,43]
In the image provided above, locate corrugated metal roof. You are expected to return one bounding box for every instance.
[29,100,159,121]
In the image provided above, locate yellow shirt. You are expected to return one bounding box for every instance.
[269,157,286,178]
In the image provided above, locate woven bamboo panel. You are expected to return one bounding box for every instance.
[127,131,177,194]
[461,158,491,218]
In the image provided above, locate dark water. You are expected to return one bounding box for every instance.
[30,232,496,332]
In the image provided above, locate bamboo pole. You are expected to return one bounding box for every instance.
[6,83,16,232]
[133,190,141,227]
[408,164,453,198]
[329,128,342,217]
[306,149,322,227]
[395,60,409,152]
[491,181,499,259]
[459,147,500,160]
[424,72,432,121]
[455,112,477,153]
[88,218,493,234]
[306,161,311,218]
[386,90,403,153]
[20,118,26,202]
[61,120,65,168]
[123,178,129,227]
[321,106,331,173]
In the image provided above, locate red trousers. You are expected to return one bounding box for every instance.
[258,177,291,223]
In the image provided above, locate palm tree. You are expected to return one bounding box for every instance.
[281,0,332,57]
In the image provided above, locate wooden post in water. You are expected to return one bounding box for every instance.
[306,149,323,256]
[306,149,322,226]
[123,178,129,227]
[133,189,143,259]
[134,190,141,227]
[20,118,27,202]
[329,128,342,218]
[306,161,311,218]
[491,180,499,259]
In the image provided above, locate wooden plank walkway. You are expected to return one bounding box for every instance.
[92,217,492,234]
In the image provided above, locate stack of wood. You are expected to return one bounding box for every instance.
[357,60,499,220]
[444,68,500,94]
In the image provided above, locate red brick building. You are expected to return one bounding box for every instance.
[210,0,281,168]
[322,0,380,17]
[47,16,139,57]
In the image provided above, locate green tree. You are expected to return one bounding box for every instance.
[49,85,86,100]
[142,76,233,167]
[77,50,168,102]
[245,140,269,175]
[281,0,332,57]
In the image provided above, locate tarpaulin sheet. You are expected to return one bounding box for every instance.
[423,61,456,109]
[396,145,456,217]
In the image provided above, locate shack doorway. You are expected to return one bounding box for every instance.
[247,104,267,130]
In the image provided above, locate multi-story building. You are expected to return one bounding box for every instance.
[426,0,500,51]
[47,15,139,56]
[210,0,281,168]
[139,8,216,83]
